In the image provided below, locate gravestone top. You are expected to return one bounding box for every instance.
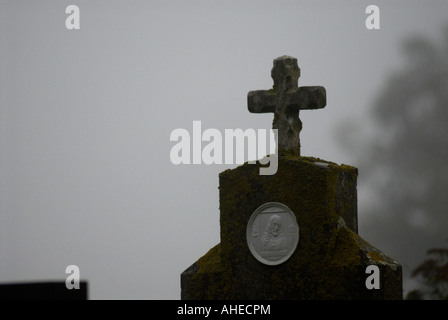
[247,56,326,155]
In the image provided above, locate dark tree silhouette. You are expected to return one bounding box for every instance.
[340,25,448,298]
[407,248,448,300]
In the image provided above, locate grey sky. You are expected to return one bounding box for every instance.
[1,1,447,299]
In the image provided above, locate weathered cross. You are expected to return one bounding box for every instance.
[248,56,326,155]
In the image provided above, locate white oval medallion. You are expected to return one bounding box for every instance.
[246,202,299,266]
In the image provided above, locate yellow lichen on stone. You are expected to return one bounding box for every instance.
[195,244,223,275]
[330,227,361,266]
[368,250,385,262]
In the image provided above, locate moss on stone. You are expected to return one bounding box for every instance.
[368,250,385,262]
[330,227,361,266]
[195,244,224,275]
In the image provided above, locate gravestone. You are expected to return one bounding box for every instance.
[0,281,88,300]
[181,56,402,299]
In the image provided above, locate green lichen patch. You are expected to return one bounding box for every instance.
[195,244,224,275]
[329,226,362,267]
[368,250,385,262]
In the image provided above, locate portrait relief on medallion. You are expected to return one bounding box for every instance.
[247,202,299,266]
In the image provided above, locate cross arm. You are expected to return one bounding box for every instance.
[288,86,326,110]
[247,90,277,113]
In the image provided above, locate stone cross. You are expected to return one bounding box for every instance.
[248,56,326,155]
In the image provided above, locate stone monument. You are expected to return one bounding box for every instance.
[181,56,402,299]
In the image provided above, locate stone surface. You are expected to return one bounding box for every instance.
[181,156,403,299]
[247,56,326,155]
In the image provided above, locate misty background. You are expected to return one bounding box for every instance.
[1,1,447,299]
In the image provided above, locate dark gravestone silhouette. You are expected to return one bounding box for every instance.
[0,281,88,300]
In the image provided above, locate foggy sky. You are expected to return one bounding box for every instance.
[1,1,447,299]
